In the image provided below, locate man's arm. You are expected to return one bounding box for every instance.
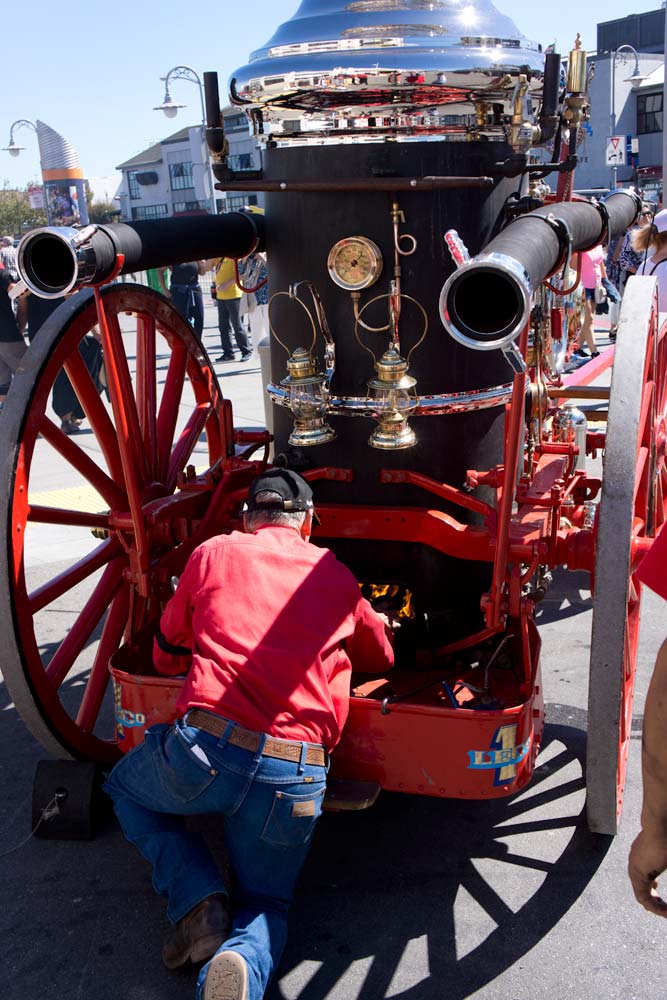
[347,597,395,674]
[153,547,205,676]
[15,291,28,335]
[628,637,667,916]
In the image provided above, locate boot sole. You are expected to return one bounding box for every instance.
[162,932,227,970]
[203,950,249,1000]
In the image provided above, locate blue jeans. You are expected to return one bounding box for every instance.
[171,284,204,338]
[217,298,250,355]
[104,717,327,1000]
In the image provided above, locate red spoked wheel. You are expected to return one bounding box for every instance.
[0,284,231,765]
[586,275,667,835]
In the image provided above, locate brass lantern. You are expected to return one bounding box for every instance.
[281,347,336,447]
[354,288,427,451]
[268,283,336,447]
[367,348,418,450]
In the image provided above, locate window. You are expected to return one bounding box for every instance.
[227,153,254,171]
[128,171,142,200]
[131,205,169,220]
[638,93,663,135]
[173,200,208,213]
[224,114,249,134]
[169,161,195,190]
[226,195,250,212]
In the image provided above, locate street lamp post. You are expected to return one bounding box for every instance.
[609,44,645,191]
[2,118,37,158]
[154,65,218,215]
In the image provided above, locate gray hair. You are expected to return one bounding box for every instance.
[243,490,307,533]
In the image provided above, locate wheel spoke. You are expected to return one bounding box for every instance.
[157,344,188,483]
[94,295,151,577]
[38,416,127,510]
[136,312,158,480]
[101,308,149,485]
[44,558,124,690]
[167,402,211,492]
[76,585,130,732]
[63,349,124,484]
[29,540,121,615]
[28,506,112,529]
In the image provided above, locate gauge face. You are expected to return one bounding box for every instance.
[327,236,383,291]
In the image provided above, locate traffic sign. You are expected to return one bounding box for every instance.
[606,136,627,166]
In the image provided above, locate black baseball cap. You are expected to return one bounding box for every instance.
[244,468,319,522]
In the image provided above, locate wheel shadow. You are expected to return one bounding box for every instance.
[0,695,611,1000]
[267,714,606,1000]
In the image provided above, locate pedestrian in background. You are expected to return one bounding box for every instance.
[212,256,252,362]
[237,251,268,347]
[632,208,667,311]
[617,205,653,293]
[146,266,170,297]
[0,269,27,408]
[573,244,607,360]
[16,290,105,434]
[170,261,209,339]
[0,236,18,280]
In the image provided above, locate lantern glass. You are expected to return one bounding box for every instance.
[372,383,417,414]
[289,380,327,419]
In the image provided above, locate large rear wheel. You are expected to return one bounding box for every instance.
[0,284,228,764]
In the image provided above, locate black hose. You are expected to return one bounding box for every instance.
[18,213,264,297]
[539,52,561,144]
[443,190,641,346]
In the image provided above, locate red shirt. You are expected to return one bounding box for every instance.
[154,525,394,750]
[637,522,667,600]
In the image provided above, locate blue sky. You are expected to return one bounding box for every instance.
[2,0,663,194]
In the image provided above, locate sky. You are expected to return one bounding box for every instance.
[2,0,664,195]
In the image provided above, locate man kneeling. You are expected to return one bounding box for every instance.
[104,469,395,1000]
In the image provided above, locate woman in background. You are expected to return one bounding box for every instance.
[632,209,667,312]
[574,244,607,360]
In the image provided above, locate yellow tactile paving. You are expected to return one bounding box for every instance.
[29,467,209,512]
[29,484,106,512]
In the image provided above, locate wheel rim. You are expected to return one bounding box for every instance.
[586,276,667,834]
[0,284,227,763]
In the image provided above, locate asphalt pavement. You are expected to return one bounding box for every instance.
[1,307,665,1000]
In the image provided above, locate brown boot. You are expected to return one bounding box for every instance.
[162,894,230,970]
[203,950,249,1000]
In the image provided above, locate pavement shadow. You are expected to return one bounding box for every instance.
[0,697,607,1000]
[266,712,606,1000]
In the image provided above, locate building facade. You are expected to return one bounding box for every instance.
[567,8,664,197]
[115,109,262,221]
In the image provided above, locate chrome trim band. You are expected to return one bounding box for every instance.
[267,381,514,415]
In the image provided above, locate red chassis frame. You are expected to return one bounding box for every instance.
[108,301,625,804]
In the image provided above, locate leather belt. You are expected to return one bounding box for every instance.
[187,709,328,768]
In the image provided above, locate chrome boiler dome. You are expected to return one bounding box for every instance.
[230,0,546,142]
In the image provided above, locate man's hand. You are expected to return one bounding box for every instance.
[628,830,667,916]
[375,610,401,631]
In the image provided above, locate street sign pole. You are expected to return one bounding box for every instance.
[610,51,617,190]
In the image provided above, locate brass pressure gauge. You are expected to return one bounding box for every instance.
[327,236,383,291]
